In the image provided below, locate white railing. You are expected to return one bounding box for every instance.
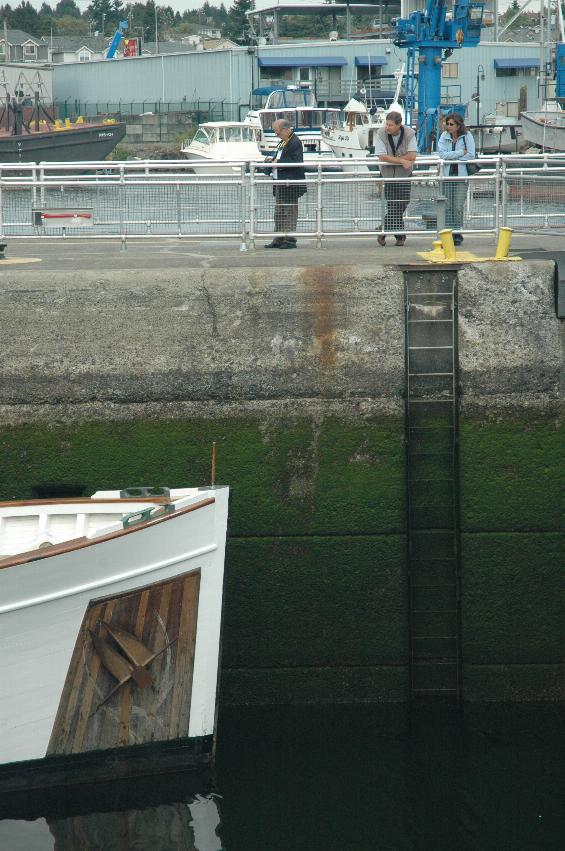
[0,154,564,248]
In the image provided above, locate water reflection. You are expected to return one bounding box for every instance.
[0,704,562,851]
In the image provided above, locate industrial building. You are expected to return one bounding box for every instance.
[51,35,550,124]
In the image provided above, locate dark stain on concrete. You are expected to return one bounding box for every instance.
[301,266,337,371]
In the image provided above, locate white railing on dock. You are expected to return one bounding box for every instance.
[0,154,564,248]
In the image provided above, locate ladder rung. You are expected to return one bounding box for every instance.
[413,635,458,640]
[408,372,453,377]
[412,609,457,615]
[408,398,454,403]
[407,319,453,323]
[411,688,458,694]
[411,659,457,666]
[407,291,453,296]
[408,345,453,350]
[409,477,455,483]
[409,423,454,428]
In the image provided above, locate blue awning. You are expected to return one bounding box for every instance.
[493,58,540,70]
[355,56,388,67]
[258,56,347,68]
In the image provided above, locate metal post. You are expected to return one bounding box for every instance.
[494,157,501,233]
[176,181,181,237]
[240,162,248,251]
[500,159,507,228]
[119,164,126,248]
[249,163,256,249]
[0,179,3,239]
[316,161,323,248]
[436,168,446,235]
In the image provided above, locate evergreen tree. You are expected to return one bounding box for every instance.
[39,2,54,15]
[54,0,80,17]
[9,1,41,34]
[224,0,254,44]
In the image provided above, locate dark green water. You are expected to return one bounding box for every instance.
[0,704,562,850]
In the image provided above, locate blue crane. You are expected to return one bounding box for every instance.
[393,0,486,152]
[106,20,129,60]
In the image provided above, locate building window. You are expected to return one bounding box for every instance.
[78,50,91,62]
[259,66,293,83]
[23,43,37,59]
[495,66,537,78]
[442,63,459,79]
[0,42,5,57]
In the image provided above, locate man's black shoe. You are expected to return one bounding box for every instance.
[279,241,297,248]
[264,240,283,248]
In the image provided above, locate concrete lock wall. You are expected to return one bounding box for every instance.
[0,262,562,703]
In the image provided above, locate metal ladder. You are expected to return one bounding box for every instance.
[404,270,462,700]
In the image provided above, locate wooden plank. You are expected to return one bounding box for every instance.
[48,571,201,756]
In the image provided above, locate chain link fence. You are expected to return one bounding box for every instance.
[0,155,564,245]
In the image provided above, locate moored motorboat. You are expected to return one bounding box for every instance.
[244,85,340,156]
[520,103,565,152]
[0,484,229,792]
[321,67,406,172]
[181,121,263,174]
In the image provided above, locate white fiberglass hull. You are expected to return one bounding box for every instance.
[182,149,252,175]
[0,487,229,780]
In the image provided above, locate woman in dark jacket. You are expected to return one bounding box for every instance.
[264,119,307,249]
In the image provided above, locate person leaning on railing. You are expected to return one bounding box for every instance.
[262,118,307,250]
[373,111,418,247]
[437,113,476,246]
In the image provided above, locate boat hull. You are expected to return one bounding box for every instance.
[0,122,127,164]
[520,111,565,151]
[0,487,229,790]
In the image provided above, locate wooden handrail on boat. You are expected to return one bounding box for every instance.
[0,496,173,509]
[0,497,215,571]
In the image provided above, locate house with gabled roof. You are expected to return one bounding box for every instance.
[44,35,109,64]
[0,29,47,63]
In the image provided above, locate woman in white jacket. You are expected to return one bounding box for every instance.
[437,113,475,246]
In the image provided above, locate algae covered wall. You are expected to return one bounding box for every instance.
[0,262,561,702]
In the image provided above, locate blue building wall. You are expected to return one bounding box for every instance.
[52,39,546,120]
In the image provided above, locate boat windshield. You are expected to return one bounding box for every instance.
[193,127,212,145]
[260,109,330,131]
[219,125,259,142]
[263,89,317,110]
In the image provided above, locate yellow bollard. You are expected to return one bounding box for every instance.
[439,229,457,261]
[428,240,445,260]
[495,227,513,260]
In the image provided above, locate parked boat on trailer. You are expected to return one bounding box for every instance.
[0,484,229,792]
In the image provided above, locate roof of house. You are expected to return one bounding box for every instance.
[44,35,109,52]
[0,29,42,45]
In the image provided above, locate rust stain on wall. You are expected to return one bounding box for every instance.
[301,266,337,370]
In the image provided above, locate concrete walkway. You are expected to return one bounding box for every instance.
[0,232,564,272]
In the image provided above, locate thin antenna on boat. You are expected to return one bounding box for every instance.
[211,441,217,487]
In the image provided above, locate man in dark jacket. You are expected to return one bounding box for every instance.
[264,119,307,249]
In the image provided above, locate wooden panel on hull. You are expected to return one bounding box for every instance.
[47,570,200,756]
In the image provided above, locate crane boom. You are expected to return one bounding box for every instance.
[106,21,129,60]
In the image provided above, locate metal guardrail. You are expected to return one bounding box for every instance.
[0,154,564,248]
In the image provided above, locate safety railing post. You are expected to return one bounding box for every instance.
[40,165,45,208]
[176,181,182,238]
[494,157,501,234]
[240,162,248,252]
[436,170,446,235]
[0,178,3,240]
[249,163,256,250]
[500,159,507,229]
[316,161,323,248]
[119,164,126,250]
